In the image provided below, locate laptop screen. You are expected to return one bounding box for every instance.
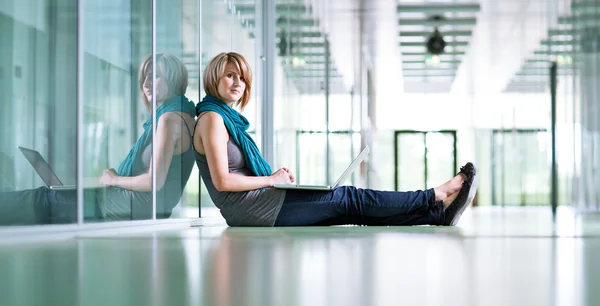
[331,145,370,188]
[18,147,64,187]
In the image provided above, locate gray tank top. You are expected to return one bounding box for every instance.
[194,141,286,226]
[98,113,195,220]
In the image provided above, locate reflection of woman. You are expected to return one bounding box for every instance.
[0,53,196,225]
[194,52,477,227]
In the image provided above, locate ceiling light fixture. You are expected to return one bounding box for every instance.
[555,54,573,65]
[426,16,447,55]
[292,56,306,67]
[425,54,441,66]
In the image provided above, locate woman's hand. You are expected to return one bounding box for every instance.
[270,167,295,185]
[99,168,119,186]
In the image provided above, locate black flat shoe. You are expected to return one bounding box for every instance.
[444,162,477,226]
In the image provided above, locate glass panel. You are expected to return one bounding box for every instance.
[298,95,326,131]
[352,132,364,188]
[375,131,396,191]
[328,95,352,132]
[199,0,258,216]
[352,90,361,132]
[177,0,201,218]
[197,0,231,214]
[201,0,233,60]
[396,133,425,191]
[493,130,550,206]
[492,132,506,205]
[495,132,519,205]
[572,0,600,211]
[81,0,154,222]
[473,129,492,206]
[297,133,327,185]
[274,0,327,182]
[426,132,455,187]
[275,129,297,178]
[152,0,200,219]
[232,0,258,136]
[329,134,353,186]
[0,0,78,225]
[155,0,200,219]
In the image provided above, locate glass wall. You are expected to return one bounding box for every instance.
[80,0,203,222]
[197,0,260,215]
[470,0,599,209]
[490,130,551,206]
[570,0,600,211]
[81,0,150,222]
[272,0,368,189]
[0,0,78,225]
[0,0,370,226]
[0,0,246,225]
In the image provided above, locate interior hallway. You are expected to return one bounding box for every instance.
[1,206,599,306]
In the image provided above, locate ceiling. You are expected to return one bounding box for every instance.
[357,0,576,97]
[395,2,481,93]
[216,0,577,97]
[503,5,587,93]
[236,1,349,95]
[503,26,574,94]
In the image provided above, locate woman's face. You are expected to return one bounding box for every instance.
[217,61,245,104]
[143,71,169,103]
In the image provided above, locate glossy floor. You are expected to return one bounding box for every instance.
[1,206,599,306]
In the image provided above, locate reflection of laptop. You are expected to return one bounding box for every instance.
[274,145,370,191]
[18,146,102,191]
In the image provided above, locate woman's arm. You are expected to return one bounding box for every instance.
[100,113,182,192]
[197,111,292,192]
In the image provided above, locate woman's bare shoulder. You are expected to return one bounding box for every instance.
[197,111,225,128]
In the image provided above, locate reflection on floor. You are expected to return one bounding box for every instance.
[1,206,599,306]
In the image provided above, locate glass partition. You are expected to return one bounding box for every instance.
[0,0,204,225]
[395,133,426,192]
[80,0,202,223]
[0,0,78,225]
[0,0,369,226]
[80,0,152,222]
[393,131,457,192]
[570,0,600,211]
[273,0,367,191]
[492,129,551,206]
[152,0,201,220]
[198,0,260,215]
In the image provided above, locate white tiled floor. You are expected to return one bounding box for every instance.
[0,206,599,306]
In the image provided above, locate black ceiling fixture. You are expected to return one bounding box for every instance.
[426,15,446,55]
[278,31,288,56]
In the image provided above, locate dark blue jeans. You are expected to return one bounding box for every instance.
[0,187,138,225]
[274,186,445,226]
[0,187,82,225]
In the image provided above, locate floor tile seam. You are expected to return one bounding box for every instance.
[74,236,222,241]
[461,235,600,239]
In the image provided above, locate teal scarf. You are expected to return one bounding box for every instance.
[196,94,272,177]
[117,95,196,176]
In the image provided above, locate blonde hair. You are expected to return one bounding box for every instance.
[138,53,188,111]
[203,52,252,110]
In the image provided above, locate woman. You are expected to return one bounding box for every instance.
[194,52,477,227]
[0,53,196,225]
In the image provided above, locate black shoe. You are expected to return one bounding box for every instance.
[443,162,477,226]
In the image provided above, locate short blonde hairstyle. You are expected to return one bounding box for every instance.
[138,53,188,111]
[203,52,252,110]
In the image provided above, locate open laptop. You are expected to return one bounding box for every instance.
[273,145,370,191]
[18,146,103,190]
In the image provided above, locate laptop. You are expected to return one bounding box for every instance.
[273,145,370,191]
[18,146,103,190]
